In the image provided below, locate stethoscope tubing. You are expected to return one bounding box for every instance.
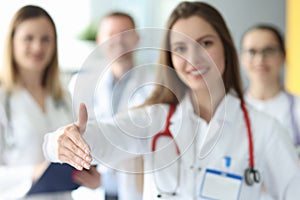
[286,93,300,145]
[151,101,260,192]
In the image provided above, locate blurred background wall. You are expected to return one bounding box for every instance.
[1,0,297,93]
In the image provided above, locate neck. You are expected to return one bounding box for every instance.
[249,81,281,100]
[18,69,46,111]
[111,56,133,81]
[192,88,224,123]
[18,69,43,90]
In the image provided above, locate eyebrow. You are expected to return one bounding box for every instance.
[195,34,216,43]
[170,34,216,45]
[244,45,280,50]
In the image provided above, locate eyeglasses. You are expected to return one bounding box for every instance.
[243,46,281,59]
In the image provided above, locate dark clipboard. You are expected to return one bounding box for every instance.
[26,163,80,196]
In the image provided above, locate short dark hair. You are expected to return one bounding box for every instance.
[104,11,135,28]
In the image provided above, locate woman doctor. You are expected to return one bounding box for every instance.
[241,24,300,155]
[0,5,100,199]
[43,2,300,200]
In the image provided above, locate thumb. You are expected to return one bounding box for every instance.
[76,103,88,134]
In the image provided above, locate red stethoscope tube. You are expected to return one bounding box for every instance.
[241,101,260,185]
[151,101,260,188]
[151,104,180,154]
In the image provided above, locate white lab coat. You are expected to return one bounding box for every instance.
[92,67,154,200]
[68,65,154,200]
[93,66,155,120]
[245,91,300,147]
[44,92,300,200]
[245,91,300,200]
[0,87,74,199]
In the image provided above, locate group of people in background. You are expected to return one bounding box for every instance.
[0,1,299,200]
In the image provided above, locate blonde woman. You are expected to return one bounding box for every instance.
[0,5,100,199]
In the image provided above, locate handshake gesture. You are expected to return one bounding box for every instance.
[54,103,92,171]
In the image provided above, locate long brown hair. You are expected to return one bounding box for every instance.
[143,1,244,106]
[0,5,63,100]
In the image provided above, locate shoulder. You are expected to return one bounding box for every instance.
[246,102,292,148]
[227,93,286,137]
[283,92,300,102]
[246,102,283,130]
[292,93,300,103]
[285,92,300,115]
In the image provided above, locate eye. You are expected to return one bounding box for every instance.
[262,47,279,56]
[172,45,187,54]
[200,40,213,48]
[246,49,256,56]
[41,36,52,43]
[24,35,33,42]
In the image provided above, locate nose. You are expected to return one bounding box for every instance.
[188,45,207,67]
[252,53,265,64]
[31,39,43,52]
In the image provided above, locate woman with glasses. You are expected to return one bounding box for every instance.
[241,24,300,155]
[43,2,300,199]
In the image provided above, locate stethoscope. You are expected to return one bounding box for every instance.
[151,104,180,197]
[286,92,300,146]
[240,101,261,186]
[151,101,260,197]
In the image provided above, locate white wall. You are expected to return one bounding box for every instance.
[89,0,285,48]
[0,0,285,77]
[0,0,92,73]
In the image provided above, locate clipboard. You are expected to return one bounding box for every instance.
[26,163,80,195]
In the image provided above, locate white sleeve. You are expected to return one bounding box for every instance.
[43,129,64,163]
[0,105,7,164]
[262,121,300,199]
[43,105,165,165]
[42,118,146,165]
[84,113,151,165]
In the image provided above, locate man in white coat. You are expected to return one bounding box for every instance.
[70,12,154,200]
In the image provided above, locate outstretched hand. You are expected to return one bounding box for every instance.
[57,103,92,170]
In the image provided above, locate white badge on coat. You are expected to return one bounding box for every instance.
[200,169,242,200]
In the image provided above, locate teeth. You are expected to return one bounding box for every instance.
[190,68,208,75]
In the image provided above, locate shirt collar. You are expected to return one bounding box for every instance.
[179,91,241,125]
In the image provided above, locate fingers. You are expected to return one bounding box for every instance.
[76,103,88,134]
[57,124,92,170]
[72,166,101,189]
[55,103,92,170]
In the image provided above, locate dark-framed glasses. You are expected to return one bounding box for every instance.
[243,46,281,59]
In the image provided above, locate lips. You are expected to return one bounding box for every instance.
[189,67,209,76]
[253,66,269,74]
[29,54,44,61]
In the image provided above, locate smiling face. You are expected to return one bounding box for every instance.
[13,16,55,75]
[241,29,285,85]
[170,16,225,93]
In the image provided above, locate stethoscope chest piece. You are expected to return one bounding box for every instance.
[244,167,260,186]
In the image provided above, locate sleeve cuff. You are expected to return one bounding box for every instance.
[43,129,64,163]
